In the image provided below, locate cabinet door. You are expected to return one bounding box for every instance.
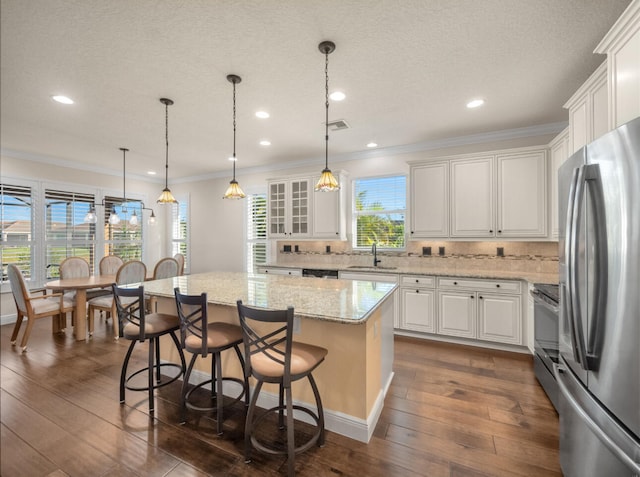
[496,150,547,237]
[401,288,435,333]
[269,182,287,236]
[437,291,476,338]
[410,162,448,238]
[290,179,310,236]
[550,129,569,239]
[477,293,521,345]
[450,156,494,237]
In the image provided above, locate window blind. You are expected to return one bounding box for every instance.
[247,193,267,270]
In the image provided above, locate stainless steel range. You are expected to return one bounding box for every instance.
[531,283,560,411]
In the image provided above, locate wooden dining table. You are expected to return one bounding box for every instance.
[46,275,116,341]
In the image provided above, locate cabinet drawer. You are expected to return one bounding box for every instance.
[400,275,435,288]
[438,277,521,294]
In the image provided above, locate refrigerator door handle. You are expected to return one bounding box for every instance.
[584,164,608,370]
[568,165,588,368]
[555,362,640,474]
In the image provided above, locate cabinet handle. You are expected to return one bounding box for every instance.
[470,295,475,299]
[479,296,484,300]
[335,232,339,235]
[496,284,500,288]
[411,231,414,234]
[265,270,269,273]
[453,281,458,285]
[416,289,420,293]
[498,230,502,234]
[489,230,493,233]
[416,279,419,283]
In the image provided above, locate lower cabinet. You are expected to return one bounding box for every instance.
[437,278,522,345]
[401,288,436,333]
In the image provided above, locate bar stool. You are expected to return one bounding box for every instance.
[174,288,249,434]
[113,284,186,414]
[236,300,327,477]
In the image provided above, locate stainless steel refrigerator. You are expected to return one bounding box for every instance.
[556,115,640,476]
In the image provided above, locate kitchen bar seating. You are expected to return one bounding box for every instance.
[174,288,248,434]
[236,300,327,477]
[113,284,186,414]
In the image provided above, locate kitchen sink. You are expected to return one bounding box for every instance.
[346,265,397,270]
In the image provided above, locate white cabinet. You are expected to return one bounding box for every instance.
[564,62,609,154]
[450,156,495,237]
[399,274,436,333]
[496,150,547,237]
[548,127,570,239]
[447,148,547,239]
[312,172,346,239]
[437,277,522,345]
[409,162,449,238]
[595,0,640,128]
[257,267,302,276]
[268,178,311,238]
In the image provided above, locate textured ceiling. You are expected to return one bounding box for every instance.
[0,0,632,182]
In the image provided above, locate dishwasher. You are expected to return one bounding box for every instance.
[302,268,339,279]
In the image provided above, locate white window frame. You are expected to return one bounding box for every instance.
[170,195,189,274]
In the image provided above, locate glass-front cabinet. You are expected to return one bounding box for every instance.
[268,178,311,238]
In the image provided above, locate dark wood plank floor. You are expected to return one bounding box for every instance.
[1,317,561,476]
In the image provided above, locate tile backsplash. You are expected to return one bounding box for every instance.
[274,240,559,274]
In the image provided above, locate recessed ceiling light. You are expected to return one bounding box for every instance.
[255,111,270,119]
[52,95,74,104]
[466,99,484,109]
[259,140,271,146]
[147,171,157,176]
[330,91,346,101]
[367,142,378,148]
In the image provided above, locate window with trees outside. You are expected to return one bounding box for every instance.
[171,200,188,274]
[353,175,406,249]
[1,183,33,282]
[103,196,143,262]
[247,193,267,271]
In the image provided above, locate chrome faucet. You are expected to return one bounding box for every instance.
[372,243,381,267]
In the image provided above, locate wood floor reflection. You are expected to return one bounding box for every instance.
[1,317,560,476]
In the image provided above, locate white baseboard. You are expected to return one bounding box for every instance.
[1,313,18,326]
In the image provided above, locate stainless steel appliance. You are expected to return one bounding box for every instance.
[302,268,339,279]
[556,116,640,476]
[531,283,560,411]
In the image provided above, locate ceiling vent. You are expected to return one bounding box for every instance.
[327,119,350,131]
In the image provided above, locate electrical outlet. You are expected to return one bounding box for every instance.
[439,246,445,256]
[422,246,431,256]
[497,247,504,257]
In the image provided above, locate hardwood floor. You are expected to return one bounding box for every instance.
[1,317,561,476]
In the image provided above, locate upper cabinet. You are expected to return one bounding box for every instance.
[595,0,640,129]
[268,178,311,238]
[409,162,449,238]
[409,146,548,240]
[548,127,570,239]
[267,172,347,240]
[564,62,608,154]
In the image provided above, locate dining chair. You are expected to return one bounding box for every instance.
[113,284,186,414]
[99,255,124,275]
[174,288,248,433]
[173,253,185,276]
[59,257,107,318]
[147,258,180,312]
[87,260,147,338]
[8,264,74,352]
[236,300,327,476]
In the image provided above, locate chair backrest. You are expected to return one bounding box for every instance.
[99,255,124,275]
[59,257,90,279]
[8,264,29,313]
[174,287,208,357]
[116,260,147,285]
[236,300,294,384]
[173,253,185,275]
[112,284,146,340]
[154,258,179,280]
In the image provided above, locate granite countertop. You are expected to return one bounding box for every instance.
[143,271,397,325]
[264,262,559,285]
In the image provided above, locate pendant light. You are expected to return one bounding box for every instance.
[223,74,246,199]
[315,40,340,192]
[157,97,178,204]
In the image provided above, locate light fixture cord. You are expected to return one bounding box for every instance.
[122,148,126,211]
[164,101,169,188]
[325,47,330,170]
[232,79,237,180]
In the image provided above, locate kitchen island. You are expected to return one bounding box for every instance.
[143,271,397,443]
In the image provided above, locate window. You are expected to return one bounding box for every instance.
[247,193,267,271]
[1,183,33,282]
[103,196,143,261]
[353,175,406,249]
[45,189,97,278]
[171,200,188,274]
